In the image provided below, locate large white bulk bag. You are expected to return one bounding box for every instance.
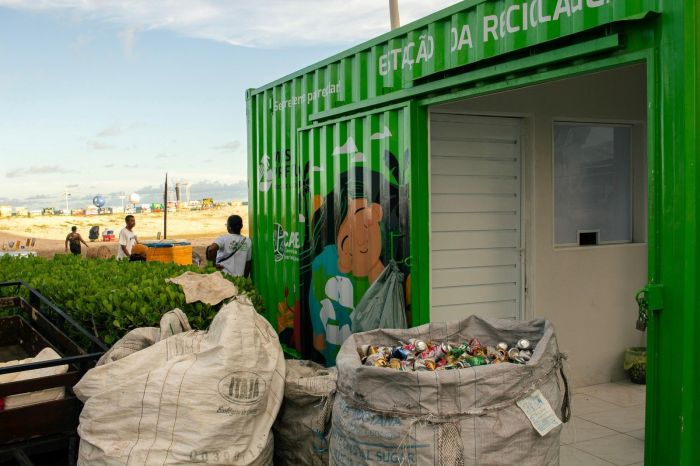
[74,298,285,465]
[331,316,571,466]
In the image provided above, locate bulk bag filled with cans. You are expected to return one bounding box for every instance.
[273,360,337,466]
[74,298,285,466]
[330,315,571,466]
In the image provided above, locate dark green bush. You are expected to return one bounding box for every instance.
[0,254,265,345]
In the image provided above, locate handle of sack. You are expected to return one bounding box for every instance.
[558,353,572,423]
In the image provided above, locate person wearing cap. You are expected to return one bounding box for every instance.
[206,215,252,277]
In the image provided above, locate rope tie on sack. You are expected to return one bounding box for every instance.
[311,381,337,454]
[557,352,572,423]
[395,413,438,466]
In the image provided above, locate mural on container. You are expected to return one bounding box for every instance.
[299,125,410,366]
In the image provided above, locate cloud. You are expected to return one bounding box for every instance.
[134,180,248,201]
[118,27,139,57]
[88,140,114,150]
[123,164,139,168]
[96,122,142,138]
[6,168,24,178]
[70,34,93,51]
[6,165,76,178]
[66,184,80,188]
[0,1,461,47]
[156,152,176,159]
[25,193,54,200]
[103,163,115,168]
[212,141,242,152]
[97,125,124,137]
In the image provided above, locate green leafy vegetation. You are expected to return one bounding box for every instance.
[0,255,265,346]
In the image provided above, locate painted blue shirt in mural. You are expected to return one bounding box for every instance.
[309,245,369,366]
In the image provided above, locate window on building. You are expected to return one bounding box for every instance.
[553,123,633,246]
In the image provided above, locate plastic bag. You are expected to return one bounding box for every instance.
[350,260,406,333]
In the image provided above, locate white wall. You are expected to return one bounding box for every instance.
[433,64,647,387]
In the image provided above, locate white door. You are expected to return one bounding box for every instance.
[430,113,523,321]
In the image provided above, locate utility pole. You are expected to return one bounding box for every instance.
[389,0,401,30]
[63,188,71,212]
[164,173,168,240]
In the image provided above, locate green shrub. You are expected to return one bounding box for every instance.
[0,255,265,346]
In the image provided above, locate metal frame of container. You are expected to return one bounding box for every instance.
[247,1,699,463]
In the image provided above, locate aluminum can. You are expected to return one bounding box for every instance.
[496,342,509,352]
[391,347,411,360]
[451,344,469,358]
[364,353,383,366]
[373,357,388,368]
[466,356,487,366]
[468,337,482,351]
[390,358,402,370]
[425,358,437,371]
[357,345,371,361]
[507,348,520,361]
[414,340,428,353]
[516,339,531,350]
[420,345,437,359]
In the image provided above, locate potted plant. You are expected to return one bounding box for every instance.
[624,347,647,384]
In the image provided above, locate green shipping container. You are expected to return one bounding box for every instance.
[247,1,699,463]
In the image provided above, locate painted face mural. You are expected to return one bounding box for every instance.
[337,198,385,283]
[302,135,410,366]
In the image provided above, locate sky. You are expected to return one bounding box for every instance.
[0,0,460,210]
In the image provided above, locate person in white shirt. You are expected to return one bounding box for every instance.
[206,215,252,277]
[117,215,138,260]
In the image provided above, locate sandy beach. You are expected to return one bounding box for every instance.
[0,206,249,259]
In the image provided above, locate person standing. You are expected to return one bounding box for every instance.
[206,215,252,277]
[117,215,138,260]
[65,226,89,255]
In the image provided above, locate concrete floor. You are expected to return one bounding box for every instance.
[560,381,646,466]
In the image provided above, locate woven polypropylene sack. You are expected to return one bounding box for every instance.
[330,316,570,466]
[75,298,284,465]
[273,360,337,466]
[96,309,191,366]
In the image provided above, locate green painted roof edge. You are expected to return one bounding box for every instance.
[248,0,484,96]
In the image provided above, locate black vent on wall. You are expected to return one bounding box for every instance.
[579,231,599,246]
